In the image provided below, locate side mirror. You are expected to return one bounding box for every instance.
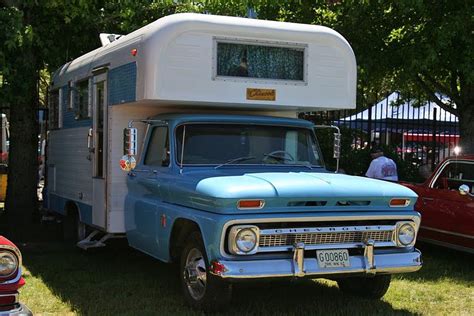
[120,127,138,172]
[459,184,473,197]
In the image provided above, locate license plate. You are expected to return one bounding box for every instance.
[317,249,350,268]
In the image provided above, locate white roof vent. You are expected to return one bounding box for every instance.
[99,33,124,46]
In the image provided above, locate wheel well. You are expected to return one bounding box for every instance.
[169,218,201,262]
[64,201,80,219]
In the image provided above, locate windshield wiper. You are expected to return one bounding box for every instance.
[214,156,256,169]
[294,164,313,170]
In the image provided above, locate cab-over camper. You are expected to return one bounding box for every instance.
[45,13,421,311]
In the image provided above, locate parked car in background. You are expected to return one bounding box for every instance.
[0,236,31,315]
[402,155,474,253]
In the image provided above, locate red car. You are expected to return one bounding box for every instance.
[0,236,31,315]
[402,155,474,253]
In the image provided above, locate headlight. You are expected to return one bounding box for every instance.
[228,225,259,255]
[397,222,416,246]
[0,252,18,277]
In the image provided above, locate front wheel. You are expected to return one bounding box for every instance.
[337,275,391,299]
[180,232,232,311]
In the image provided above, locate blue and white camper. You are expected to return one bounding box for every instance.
[45,13,421,311]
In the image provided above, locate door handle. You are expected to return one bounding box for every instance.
[422,197,434,202]
[87,128,94,153]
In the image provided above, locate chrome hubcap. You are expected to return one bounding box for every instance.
[184,248,207,300]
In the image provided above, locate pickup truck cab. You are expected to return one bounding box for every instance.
[45,13,422,311]
[123,113,421,310]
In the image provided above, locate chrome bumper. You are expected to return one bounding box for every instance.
[214,246,422,280]
[0,303,33,316]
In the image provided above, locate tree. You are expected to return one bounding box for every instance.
[326,1,473,153]
[0,1,114,239]
[0,0,202,240]
[389,1,473,154]
[0,3,40,240]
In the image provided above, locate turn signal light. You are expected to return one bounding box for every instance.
[237,199,265,209]
[209,260,227,275]
[390,198,410,207]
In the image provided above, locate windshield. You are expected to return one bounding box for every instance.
[176,124,323,167]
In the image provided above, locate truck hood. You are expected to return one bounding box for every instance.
[196,172,415,199]
[168,171,417,214]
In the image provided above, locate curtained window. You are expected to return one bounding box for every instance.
[216,42,305,81]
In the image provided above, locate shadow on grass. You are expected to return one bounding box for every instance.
[20,237,424,315]
[392,242,474,286]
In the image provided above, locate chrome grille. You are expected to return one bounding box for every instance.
[259,231,393,247]
[257,225,395,250]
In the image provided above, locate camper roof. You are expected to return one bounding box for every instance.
[52,13,356,111]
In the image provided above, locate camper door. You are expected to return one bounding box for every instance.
[92,73,107,228]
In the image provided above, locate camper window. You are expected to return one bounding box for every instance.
[49,89,60,129]
[144,126,170,167]
[67,81,74,111]
[75,80,90,120]
[216,41,305,82]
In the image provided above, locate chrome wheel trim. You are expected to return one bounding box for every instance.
[183,247,207,301]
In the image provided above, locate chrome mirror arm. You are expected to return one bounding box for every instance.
[314,125,341,173]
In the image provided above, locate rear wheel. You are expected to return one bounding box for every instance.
[337,275,391,299]
[180,231,232,311]
[62,207,86,242]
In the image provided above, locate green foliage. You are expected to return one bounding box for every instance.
[317,128,422,182]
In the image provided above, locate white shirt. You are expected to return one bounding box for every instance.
[366,156,398,181]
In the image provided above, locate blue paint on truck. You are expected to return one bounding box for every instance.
[124,114,420,265]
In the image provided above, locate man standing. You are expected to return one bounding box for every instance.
[366,147,398,181]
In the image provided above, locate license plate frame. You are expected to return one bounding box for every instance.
[316,249,350,268]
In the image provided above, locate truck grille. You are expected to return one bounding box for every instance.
[259,230,394,248]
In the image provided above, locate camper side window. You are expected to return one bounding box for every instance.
[144,126,170,167]
[75,80,90,120]
[216,41,305,82]
[49,90,60,129]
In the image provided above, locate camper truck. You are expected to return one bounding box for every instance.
[45,13,422,310]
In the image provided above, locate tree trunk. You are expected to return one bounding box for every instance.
[458,82,474,155]
[4,20,39,242]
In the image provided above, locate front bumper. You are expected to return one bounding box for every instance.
[214,248,422,280]
[0,303,32,316]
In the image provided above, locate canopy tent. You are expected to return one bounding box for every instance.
[336,92,459,134]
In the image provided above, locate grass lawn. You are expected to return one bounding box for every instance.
[18,239,473,316]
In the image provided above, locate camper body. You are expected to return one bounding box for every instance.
[45,14,421,310]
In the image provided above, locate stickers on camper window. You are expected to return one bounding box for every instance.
[246,88,276,101]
